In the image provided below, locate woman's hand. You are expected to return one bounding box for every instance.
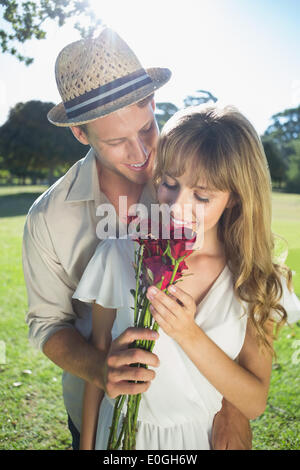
[146,284,197,345]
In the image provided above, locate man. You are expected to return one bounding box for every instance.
[22,27,252,450]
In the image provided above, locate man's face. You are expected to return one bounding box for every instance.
[72,100,158,185]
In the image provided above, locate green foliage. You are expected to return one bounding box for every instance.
[0,100,85,184]
[155,102,179,130]
[285,139,300,194]
[155,90,218,132]
[262,106,300,193]
[0,0,102,65]
[183,89,217,108]
[262,138,288,187]
[264,106,300,156]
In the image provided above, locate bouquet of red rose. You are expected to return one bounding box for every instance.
[106,218,196,450]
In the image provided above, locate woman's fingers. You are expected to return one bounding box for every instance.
[146,286,181,316]
[168,284,195,310]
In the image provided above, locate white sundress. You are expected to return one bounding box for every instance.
[72,238,300,450]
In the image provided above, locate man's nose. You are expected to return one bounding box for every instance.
[128,137,148,162]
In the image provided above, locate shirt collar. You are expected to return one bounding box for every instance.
[65,148,98,203]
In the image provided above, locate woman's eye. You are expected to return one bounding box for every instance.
[162,181,178,190]
[194,193,209,203]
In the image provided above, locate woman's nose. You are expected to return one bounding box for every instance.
[169,190,193,218]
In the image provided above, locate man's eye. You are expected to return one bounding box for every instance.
[141,123,153,133]
[108,141,122,146]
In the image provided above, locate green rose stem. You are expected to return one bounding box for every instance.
[107,394,126,449]
[134,244,144,325]
[107,241,190,449]
[125,260,183,449]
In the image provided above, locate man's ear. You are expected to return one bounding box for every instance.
[151,98,156,112]
[70,126,90,145]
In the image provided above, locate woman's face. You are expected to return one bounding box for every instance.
[157,169,233,237]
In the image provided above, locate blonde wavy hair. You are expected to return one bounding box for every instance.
[153,104,294,355]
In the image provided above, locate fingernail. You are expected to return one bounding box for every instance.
[169,285,176,292]
[149,286,158,295]
[151,331,159,339]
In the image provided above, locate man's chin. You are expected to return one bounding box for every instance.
[125,171,151,185]
[122,160,154,185]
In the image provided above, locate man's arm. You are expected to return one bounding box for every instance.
[22,209,78,351]
[211,398,252,450]
[23,210,160,398]
[43,328,106,387]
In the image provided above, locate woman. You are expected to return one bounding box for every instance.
[73,104,300,449]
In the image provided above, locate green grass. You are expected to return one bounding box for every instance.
[0,186,71,450]
[0,186,299,450]
[251,191,300,450]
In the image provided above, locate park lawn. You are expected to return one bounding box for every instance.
[0,186,299,450]
[0,187,71,450]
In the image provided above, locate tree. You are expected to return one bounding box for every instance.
[263,106,300,158]
[285,139,300,194]
[0,0,101,65]
[155,90,218,131]
[183,89,217,108]
[0,100,85,184]
[155,102,179,130]
[262,138,288,188]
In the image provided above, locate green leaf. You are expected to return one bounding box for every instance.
[146,268,154,282]
[130,289,136,298]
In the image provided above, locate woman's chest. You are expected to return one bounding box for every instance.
[177,259,227,306]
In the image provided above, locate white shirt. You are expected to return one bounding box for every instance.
[22,147,157,430]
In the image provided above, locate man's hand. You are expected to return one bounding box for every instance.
[103,327,160,398]
[212,398,253,450]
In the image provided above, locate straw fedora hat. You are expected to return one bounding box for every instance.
[47,27,171,127]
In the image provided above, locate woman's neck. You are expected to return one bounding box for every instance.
[188,226,226,267]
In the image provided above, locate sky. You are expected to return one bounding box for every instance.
[1,0,300,135]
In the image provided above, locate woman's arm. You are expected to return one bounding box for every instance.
[147,284,273,420]
[80,302,116,450]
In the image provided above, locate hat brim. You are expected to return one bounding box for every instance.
[47,67,171,127]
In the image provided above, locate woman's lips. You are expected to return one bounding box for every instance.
[170,213,194,227]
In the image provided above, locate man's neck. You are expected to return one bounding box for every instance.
[96,159,145,210]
